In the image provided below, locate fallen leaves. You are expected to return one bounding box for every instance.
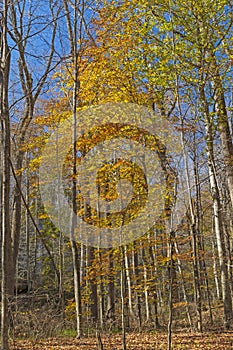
[11,331,233,350]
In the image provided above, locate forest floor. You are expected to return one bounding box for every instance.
[11,331,233,349]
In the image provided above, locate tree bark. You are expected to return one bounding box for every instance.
[120,246,127,350]
[107,248,115,323]
[0,2,12,348]
[211,60,233,209]
[199,81,233,329]
[87,246,98,323]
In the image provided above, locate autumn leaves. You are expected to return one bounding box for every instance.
[39,103,176,247]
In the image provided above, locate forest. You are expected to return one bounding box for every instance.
[1,0,233,349]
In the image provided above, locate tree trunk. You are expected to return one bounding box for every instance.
[70,64,82,338]
[0,2,12,347]
[200,82,233,329]
[212,62,233,209]
[87,246,98,323]
[120,246,127,350]
[148,241,160,329]
[133,249,142,332]
[167,229,175,350]
[107,249,115,323]
[124,246,134,318]
[142,246,150,322]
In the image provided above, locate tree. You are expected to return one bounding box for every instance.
[9,0,59,288]
[1,1,61,346]
[2,0,232,344]
[0,1,12,348]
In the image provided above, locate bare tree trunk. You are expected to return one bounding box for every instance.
[120,246,127,350]
[124,246,134,318]
[87,246,98,323]
[148,241,160,329]
[71,240,82,337]
[0,2,12,348]
[193,146,213,324]
[212,62,233,209]
[142,246,150,322]
[25,157,31,293]
[176,63,202,332]
[106,249,115,323]
[63,0,83,337]
[174,241,193,330]
[200,82,233,329]
[212,237,221,300]
[98,249,104,328]
[167,229,175,350]
[133,248,142,332]
[70,46,82,336]
[56,128,65,315]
